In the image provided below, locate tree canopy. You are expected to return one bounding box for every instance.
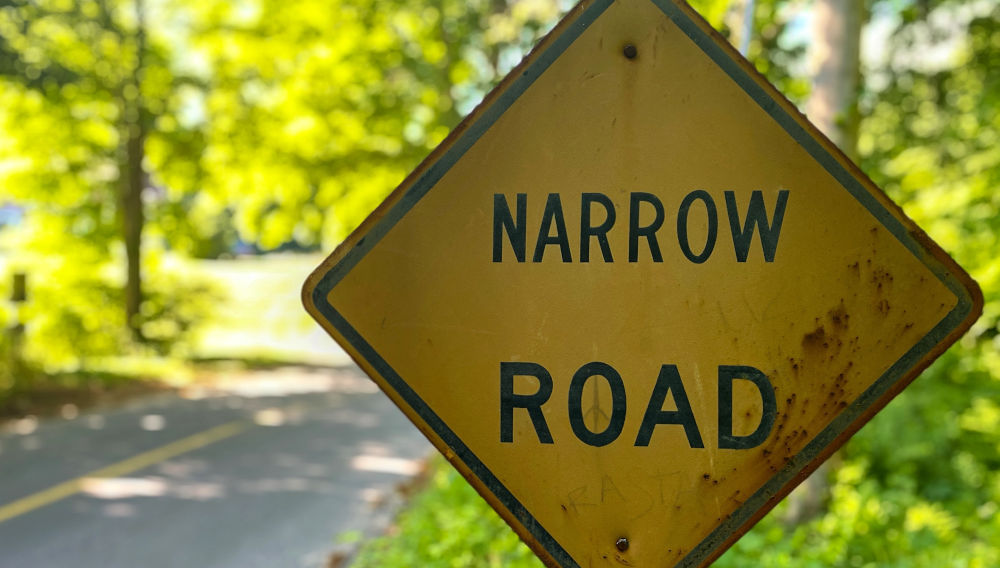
[0,0,997,563]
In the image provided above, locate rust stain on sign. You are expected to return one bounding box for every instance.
[302,0,982,566]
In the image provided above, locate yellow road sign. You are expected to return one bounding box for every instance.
[303,0,983,566]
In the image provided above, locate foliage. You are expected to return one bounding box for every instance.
[350,1,999,567]
[1,242,221,371]
[0,0,995,563]
[170,0,562,250]
[695,0,810,104]
[859,0,1000,338]
[352,457,543,568]
[717,351,1000,567]
[744,0,810,104]
[0,0,206,354]
[718,0,1000,564]
[0,0,564,373]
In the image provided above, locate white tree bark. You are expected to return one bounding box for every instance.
[806,0,864,159]
[785,0,865,526]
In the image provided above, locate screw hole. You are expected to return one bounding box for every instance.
[623,44,637,59]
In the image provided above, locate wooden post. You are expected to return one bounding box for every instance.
[11,272,26,303]
[8,272,27,390]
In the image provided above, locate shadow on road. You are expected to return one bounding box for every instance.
[0,364,431,568]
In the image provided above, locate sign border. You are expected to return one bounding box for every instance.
[303,0,983,566]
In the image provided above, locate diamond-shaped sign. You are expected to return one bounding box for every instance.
[303,0,982,566]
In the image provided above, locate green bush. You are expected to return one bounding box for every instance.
[715,343,1000,568]
[352,458,543,568]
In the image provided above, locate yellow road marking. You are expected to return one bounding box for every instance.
[0,420,249,524]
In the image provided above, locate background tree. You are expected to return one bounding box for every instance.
[162,0,562,252]
[718,0,1000,563]
[0,0,562,364]
[342,1,1000,565]
[0,0,204,346]
[0,0,996,562]
[807,0,864,159]
[783,0,867,525]
[0,0,164,339]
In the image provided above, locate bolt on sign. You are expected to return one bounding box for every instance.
[303,0,983,565]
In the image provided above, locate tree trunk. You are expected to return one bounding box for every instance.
[121,107,144,340]
[805,0,864,160]
[784,0,865,526]
[120,0,146,341]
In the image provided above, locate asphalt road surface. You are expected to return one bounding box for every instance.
[0,365,431,568]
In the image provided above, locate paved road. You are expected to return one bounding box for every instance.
[0,365,431,568]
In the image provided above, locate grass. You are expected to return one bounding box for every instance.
[188,252,349,367]
[0,252,348,420]
[350,456,544,568]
